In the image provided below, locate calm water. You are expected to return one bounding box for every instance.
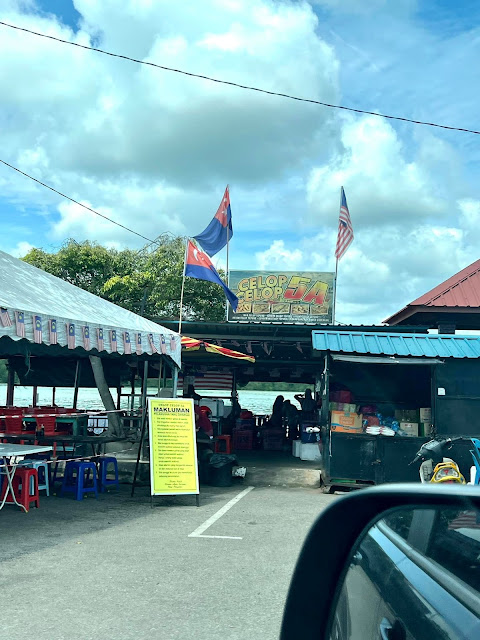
[0,383,302,415]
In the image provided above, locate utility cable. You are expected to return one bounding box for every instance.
[0,158,158,244]
[1,20,479,135]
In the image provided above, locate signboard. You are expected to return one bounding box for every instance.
[148,398,199,496]
[227,270,335,323]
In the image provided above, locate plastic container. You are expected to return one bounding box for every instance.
[300,443,322,462]
[209,463,233,487]
[292,440,301,457]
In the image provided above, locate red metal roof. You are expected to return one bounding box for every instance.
[411,259,480,308]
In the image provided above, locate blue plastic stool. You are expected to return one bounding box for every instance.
[98,457,119,493]
[60,461,98,500]
[18,459,50,496]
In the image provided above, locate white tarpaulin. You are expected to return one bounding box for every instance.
[0,250,181,368]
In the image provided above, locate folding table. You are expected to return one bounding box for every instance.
[0,443,53,512]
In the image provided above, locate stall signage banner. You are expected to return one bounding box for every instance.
[148,398,199,496]
[227,270,335,323]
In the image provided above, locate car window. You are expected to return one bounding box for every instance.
[384,507,480,594]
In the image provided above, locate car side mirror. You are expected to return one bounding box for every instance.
[280,485,480,640]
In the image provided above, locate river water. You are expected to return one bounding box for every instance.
[0,383,303,415]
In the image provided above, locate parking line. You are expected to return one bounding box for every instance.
[188,486,255,539]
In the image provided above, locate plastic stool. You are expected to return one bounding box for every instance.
[215,435,232,455]
[1,467,39,511]
[60,461,98,500]
[18,459,50,496]
[97,456,119,493]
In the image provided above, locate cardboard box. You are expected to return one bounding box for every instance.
[400,422,419,436]
[420,423,432,437]
[419,408,432,423]
[395,409,419,423]
[331,410,363,434]
[343,403,357,413]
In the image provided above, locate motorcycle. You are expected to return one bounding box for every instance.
[410,437,466,484]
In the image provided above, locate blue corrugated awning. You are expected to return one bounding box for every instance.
[312,331,480,359]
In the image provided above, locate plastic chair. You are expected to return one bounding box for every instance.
[1,467,39,511]
[60,460,98,500]
[97,456,120,493]
[18,459,50,496]
[215,435,232,454]
[35,414,57,436]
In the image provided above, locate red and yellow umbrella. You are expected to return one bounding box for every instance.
[181,336,255,363]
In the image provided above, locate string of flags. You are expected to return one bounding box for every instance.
[0,306,177,356]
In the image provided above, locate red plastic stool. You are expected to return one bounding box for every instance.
[1,467,40,511]
[215,435,232,454]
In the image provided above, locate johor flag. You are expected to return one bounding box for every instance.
[136,332,142,355]
[15,311,25,337]
[82,326,90,350]
[34,315,43,343]
[124,331,132,354]
[67,322,75,349]
[194,186,232,256]
[0,308,12,327]
[185,241,238,311]
[148,333,158,354]
[49,319,58,344]
[110,330,117,352]
[97,327,105,351]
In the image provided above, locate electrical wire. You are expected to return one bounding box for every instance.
[0,158,157,244]
[1,20,479,135]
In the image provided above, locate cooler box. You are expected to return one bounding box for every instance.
[292,440,301,457]
[300,443,322,462]
[235,418,255,430]
[200,399,225,419]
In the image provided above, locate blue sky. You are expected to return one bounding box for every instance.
[1,0,479,323]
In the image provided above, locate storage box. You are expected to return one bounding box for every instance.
[419,408,432,423]
[300,442,322,462]
[343,403,357,413]
[292,440,301,457]
[330,410,363,434]
[400,422,419,436]
[233,429,253,450]
[395,409,419,423]
[420,423,432,437]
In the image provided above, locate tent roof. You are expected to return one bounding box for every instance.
[0,250,180,367]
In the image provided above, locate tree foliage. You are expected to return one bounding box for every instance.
[22,237,227,322]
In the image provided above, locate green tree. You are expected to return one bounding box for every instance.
[22,237,227,321]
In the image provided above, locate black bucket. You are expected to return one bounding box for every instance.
[209,463,233,487]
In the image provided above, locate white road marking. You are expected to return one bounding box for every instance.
[188,486,255,539]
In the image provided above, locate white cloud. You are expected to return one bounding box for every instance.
[10,240,34,258]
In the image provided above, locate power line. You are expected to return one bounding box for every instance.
[0,158,157,244]
[1,20,479,136]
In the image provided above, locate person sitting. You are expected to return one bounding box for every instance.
[295,389,316,420]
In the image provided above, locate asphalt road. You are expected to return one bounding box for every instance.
[0,483,337,640]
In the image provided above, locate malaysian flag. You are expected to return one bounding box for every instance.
[160,334,167,355]
[49,319,58,344]
[67,322,76,349]
[83,325,90,350]
[97,327,105,351]
[15,311,25,337]
[148,333,158,354]
[136,333,142,355]
[124,332,132,354]
[34,315,43,343]
[170,335,176,351]
[110,330,117,352]
[335,187,354,261]
[0,308,12,327]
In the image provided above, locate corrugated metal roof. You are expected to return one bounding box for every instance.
[412,259,480,308]
[312,331,480,359]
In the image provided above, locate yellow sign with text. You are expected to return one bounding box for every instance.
[148,398,199,496]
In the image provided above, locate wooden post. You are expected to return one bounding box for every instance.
[89,355,121,436]
[172,366,179,398]
[52,387,56,406]
[73,360,81,409]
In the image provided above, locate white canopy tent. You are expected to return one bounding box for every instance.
[0,250,181,367]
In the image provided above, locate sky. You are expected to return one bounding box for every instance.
[0,0,479,324]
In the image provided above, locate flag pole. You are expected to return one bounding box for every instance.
[178,237,188,335]
[226,184,230,288]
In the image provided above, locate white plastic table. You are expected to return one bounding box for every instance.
[0,444,52,512]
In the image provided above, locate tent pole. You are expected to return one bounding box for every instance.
[52,387,56,406]
[32,386,38,408]
[172,365,179,398]
[157,357,163,395]
[6,358,15,406]
[73,360,81,409]
[141,360,148,411]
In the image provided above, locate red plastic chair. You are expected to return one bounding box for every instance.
[35,415,57,436]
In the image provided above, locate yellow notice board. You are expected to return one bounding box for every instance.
[148,398,199,496]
